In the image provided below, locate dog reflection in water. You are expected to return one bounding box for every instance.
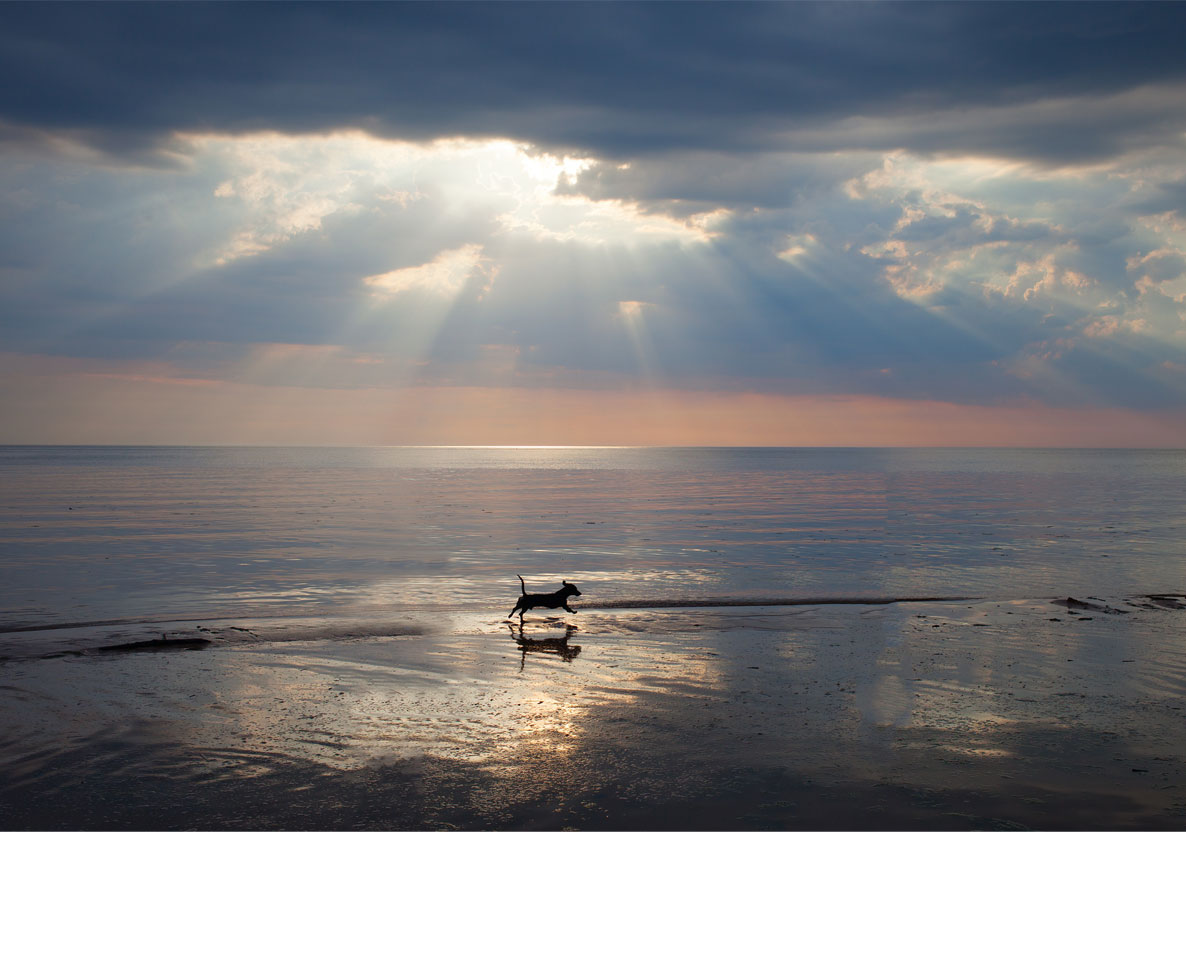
[507,622,581,669]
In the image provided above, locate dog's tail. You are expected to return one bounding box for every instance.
[518,574,526,595]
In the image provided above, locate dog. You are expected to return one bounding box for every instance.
[508,574,581,619]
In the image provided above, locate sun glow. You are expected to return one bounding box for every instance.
[181,130,708,271]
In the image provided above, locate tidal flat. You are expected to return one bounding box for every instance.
[3,594,1184,831]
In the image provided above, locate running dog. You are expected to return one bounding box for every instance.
[508,574,581,618]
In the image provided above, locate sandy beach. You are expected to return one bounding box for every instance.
[3,593,1184,831]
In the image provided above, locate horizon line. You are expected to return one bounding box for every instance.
[3,442,1184,451]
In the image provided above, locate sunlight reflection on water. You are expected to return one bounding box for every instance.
[3,594,1186,829]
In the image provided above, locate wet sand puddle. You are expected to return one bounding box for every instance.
[1,595,1185,829]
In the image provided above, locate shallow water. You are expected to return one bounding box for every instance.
[3,596,1185,830]
[2,446,1183,630]
[2,447,1184,829]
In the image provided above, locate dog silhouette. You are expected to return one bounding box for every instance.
[508,574,581,618]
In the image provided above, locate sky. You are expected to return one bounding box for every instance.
[2,0,1186,446]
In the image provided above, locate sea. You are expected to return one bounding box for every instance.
[1,445,1183,634]
[3,445,1186,832]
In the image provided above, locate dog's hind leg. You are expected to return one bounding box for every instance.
[510,575,528,617]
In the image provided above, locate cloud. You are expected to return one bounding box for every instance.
[4,125,1185,416]
[4,3,1186,165]
[0,133,705,356]
[3,3,1186,444]
[365,245,493,300]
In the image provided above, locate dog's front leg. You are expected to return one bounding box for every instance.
[564,604,578,613]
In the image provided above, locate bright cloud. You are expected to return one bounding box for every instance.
[365,244,493,300]
[175,131,708,271]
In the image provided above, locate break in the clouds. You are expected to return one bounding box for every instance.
[1,1,1186,445]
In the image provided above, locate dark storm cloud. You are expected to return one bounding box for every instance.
[555,151,883,217]
[3,1,1186,163]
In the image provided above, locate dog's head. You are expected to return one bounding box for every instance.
[562,580,582,597]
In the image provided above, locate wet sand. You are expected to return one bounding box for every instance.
[2,594,1185,830]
